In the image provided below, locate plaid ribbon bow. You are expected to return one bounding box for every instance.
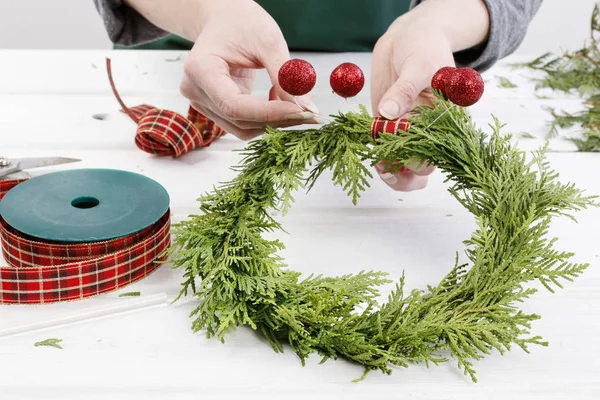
[107,58,226,158]
[0,179,170,305]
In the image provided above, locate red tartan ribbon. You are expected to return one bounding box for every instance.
[107,58,225,158]
[124,104,225,158]
[371,117,411,139]
[0,179,170,305]
[0,179,26,200]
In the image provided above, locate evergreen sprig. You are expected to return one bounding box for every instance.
[34,338,63,349]
[515,2,600,150]
[169,97,596,382]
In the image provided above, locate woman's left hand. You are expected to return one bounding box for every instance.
[370,23,454,191]
[370,0,490,191]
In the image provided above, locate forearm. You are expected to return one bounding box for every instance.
[403,0,490,53]
[123,0,234,42]
[407,0,543,71]
[93,0,247,46]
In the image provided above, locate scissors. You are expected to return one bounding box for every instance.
[0,156,81,179]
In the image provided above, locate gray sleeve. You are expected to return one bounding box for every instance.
[93,0,169,46]
[410,0,543,71]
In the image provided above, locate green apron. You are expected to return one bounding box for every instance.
[116,0,411,52]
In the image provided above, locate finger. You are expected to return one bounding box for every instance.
[184,76,320,129]
[191,101,320,140]
[382,173,429,192]
[376,159,436,176]
[405,160,437,176]
[219,94,319,124]
[183,81,267,130]
[371,67,438,114]
[377,165,429,192]
[370,38,396,117]
[376,160,433,176]
[268,85,318,115]
[191,101,265,141]
[186,54,318,124]
[269,86,280,101]
[180,73,207,103]
[376,59,433,120]
[230,67,257,95]
[375,161,431,190]
[209,107,321,130]
[260,47,319,113]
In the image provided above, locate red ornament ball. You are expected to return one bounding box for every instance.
[431,66,455,95]
[330,62,365,98]
[278,59,317,96]
[446,68,485,107]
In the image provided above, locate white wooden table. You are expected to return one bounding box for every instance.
[0,50,598,400]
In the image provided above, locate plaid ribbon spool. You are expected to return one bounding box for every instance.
[371,117,411,139]
[107,58,225,158]
[0,179,170,305]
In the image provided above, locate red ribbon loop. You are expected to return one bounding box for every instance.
[106,58,225,158]
[127,105,225,158]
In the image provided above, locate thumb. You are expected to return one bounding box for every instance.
[262,48,319,114]
[377,64,431,120]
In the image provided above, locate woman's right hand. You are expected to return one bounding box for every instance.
[180,0,320,140]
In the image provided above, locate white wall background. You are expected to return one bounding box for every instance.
[0,0,598,54]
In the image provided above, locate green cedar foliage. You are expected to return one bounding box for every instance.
[169,98,596,382]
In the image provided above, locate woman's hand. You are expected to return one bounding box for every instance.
[371,0,490,191]
[179,0,320,140]
[371,24,454,191]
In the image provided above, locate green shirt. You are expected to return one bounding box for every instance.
[117,0,411,52]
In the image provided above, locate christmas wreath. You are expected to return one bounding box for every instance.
[168,61,597,382]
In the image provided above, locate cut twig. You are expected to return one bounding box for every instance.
[119,291,141,297]
[34,338,63,349]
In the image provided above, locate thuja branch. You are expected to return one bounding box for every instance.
[515,2,600,150]
[169,107,377,339]
[169,99,596,382]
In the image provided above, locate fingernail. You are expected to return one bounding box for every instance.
[303,101,319,114]
[314,116,328,124]
[285,111,315,120]
[380,100,400,120]
[380,172,398,185]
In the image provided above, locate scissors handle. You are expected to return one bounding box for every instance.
[0,158,20,178]
[0,156,81,179]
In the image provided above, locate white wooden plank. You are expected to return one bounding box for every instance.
[0,50,599,399]
[0,50,589,153]
[0,147,598,399]
[0,95,583,153]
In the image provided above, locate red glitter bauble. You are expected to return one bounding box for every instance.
[278,59,317,96]
[330,62,365,98]
[431,66,455,95]
[446,68,484,107]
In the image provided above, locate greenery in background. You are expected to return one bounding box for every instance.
[169,95,596,382]
[519,132,536,139]
[497,76,517,88]
[515,3,600,151]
